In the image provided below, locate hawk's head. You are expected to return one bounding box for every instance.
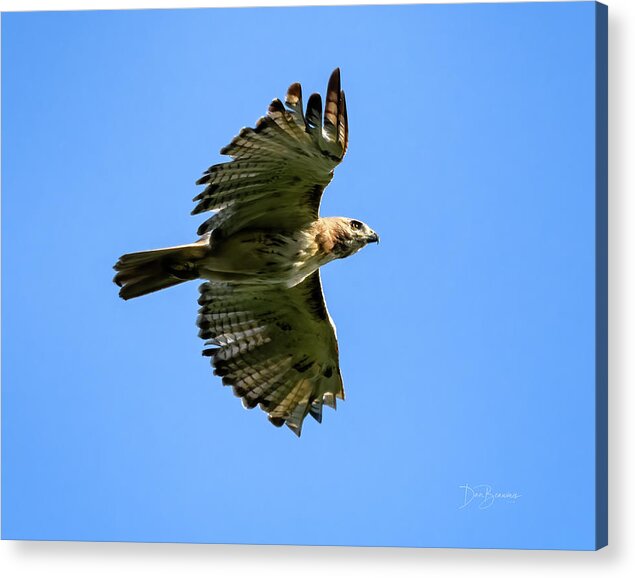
[325,217,380,259]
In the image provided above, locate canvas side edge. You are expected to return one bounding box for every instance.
[594,0,608,552]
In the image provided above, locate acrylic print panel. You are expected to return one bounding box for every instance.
[1,2,607,550]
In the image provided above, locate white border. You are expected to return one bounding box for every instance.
[0,0,595,11]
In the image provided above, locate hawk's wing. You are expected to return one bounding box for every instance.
[192,68,348,238]
[197,271,344,436]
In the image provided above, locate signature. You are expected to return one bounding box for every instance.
[459,483,521,509]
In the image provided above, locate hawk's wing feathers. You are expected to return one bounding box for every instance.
[193,68,348,238]
[197,271,344,436]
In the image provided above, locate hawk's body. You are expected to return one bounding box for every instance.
[197,218,360,287]
[114,69,378,436]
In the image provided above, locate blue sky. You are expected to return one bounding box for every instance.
[2,2,602,549]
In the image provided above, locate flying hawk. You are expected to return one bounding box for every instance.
[113,69,378,436]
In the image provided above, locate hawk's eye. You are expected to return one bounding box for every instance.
[350,220,363,230]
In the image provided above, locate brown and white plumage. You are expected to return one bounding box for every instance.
[192,69,348,238]
[114,69,378,436]
[198,270,344,436]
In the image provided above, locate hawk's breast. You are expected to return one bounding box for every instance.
[198,228,332,287]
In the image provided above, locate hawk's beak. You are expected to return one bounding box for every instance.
[368,231,380,244]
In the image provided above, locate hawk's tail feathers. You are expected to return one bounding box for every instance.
[113,242,207,300]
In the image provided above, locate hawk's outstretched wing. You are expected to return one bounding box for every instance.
[192,68,348,238]
[197,271,345,436]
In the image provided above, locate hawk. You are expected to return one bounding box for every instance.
[114,69,379,436]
